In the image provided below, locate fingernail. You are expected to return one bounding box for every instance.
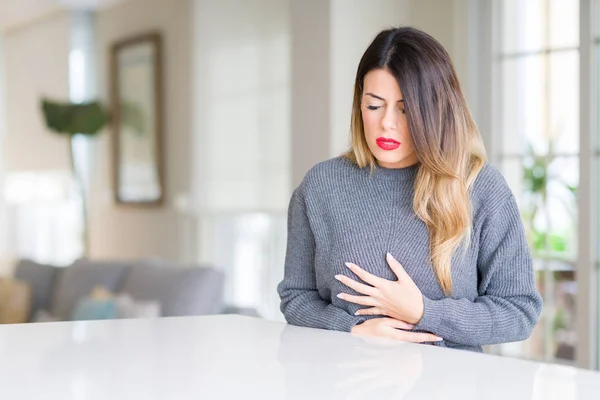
[436,337,443,341]
[386,252,393,259]
[334,275,342,281]
[354,311,360,316]
[337,293,344,299]
[344,262,352,269]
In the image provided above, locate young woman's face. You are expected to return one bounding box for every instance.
[361,68,418,169]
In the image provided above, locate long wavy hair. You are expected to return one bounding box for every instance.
[345,27,487,295]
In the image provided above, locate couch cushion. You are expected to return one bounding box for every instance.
[13,259,61,321]
[50,259,131,320]
[120,261,225,317]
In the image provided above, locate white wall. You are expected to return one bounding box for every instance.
[0,1,131,32]
[409,0,456,63]
[409,0,492,148]
[2,12,71,172]
[290,0,330,188]
[0,36,4,157]
[192,0,291,213]
[329,0,411,157]
[90,0,193,261]
[0,35,7,275]
[407,0,479,106]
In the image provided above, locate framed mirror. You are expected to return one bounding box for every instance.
[110,32,164,206]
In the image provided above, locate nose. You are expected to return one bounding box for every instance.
[382,107,397,131]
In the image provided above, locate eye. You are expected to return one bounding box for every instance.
[366,105,381,111]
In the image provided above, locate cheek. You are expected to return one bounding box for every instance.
[398,120,413,145]
[406,134,415,148]
[361,111,380,137]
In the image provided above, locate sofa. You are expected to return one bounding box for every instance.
[8,258,234,323]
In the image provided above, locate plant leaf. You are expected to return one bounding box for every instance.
[41,99,108,136]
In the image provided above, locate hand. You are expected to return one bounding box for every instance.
[336,253,425,324]
[350,318,441,343]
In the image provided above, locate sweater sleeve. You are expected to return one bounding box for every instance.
[277,185,364,332]
[414,194,543,346]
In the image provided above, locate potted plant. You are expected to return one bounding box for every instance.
[40,98,109,255]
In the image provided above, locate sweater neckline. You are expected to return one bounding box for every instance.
[370,162,420,181]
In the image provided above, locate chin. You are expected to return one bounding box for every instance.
[373,151,406,166]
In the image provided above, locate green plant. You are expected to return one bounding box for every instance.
[521,140,578,258]
[41,100,107,136]
[40,98,109,255]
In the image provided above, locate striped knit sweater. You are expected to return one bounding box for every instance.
[277,156,543,352]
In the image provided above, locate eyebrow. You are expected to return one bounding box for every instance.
[364,92,404,102]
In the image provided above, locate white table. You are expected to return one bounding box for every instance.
[0,315,598,399]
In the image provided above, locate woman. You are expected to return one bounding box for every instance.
[277,27,542,352]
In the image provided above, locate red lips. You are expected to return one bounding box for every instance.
[376,137,401,150]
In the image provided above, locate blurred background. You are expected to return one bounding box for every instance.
[0,0,597,371]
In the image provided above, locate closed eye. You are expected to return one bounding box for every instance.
[366,105,381,110]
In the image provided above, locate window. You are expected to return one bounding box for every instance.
[3,171,84,265]
[493,0,580,363]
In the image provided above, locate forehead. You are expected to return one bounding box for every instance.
[363,69,402,98]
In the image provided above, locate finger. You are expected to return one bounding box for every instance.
[354,307,386,317]
[411,332,443,343]
[335,274,378,296]
[382,318,415,330]
[386,253,410,281]
[337,293,377,306]
[345,262,386,287]
[390,329,442,343]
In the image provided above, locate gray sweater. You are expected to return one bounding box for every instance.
[277,157,543,352]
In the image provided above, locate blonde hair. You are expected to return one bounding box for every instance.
[345,27,486,295]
